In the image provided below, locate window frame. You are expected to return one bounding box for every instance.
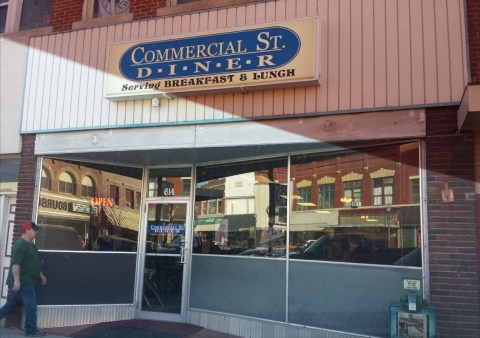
[318,183,334,209]
[297,186,312,211]
[109,184,120,205]
[41,168,51,191]
[373,176,394,206]
[1,0,53,34]
[343,180,361,207]
[81,176,95,197]
[410,176,420,204]
[125,188,134,208]
[83,0,130,20]
[58,172,76,195]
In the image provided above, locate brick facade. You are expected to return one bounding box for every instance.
[130,0,166,21]
[426,107,480,337]
[468,0,480,83]
[48,0,168,32]
[50,0,83,32]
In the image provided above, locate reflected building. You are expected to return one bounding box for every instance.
[37,158,142,252]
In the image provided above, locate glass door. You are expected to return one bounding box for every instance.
[138,199,191,321]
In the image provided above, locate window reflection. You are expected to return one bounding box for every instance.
[194,143,421,266]
[195,159,288,257]
[148,168,191,197]
[41,168,51,190]
[19,0,51,31]
[289,142,421,267]
[37,158,143,252]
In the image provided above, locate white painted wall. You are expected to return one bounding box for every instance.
[0,37,27,155]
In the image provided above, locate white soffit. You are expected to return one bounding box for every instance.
[35,121,320,156]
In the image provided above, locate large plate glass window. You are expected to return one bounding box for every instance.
[195,158,288,257]
[288,142,421,266]
[36,157,143,306]
[37,158,143,252]
[190,157,288,323]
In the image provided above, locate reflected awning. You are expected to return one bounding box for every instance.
[195,214,257,232]
[194,216,222,232]
[289,210,339,231]
[103,206,140,232]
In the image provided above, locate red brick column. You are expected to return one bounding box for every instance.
[426,107,480,337]
[5,135,38,329]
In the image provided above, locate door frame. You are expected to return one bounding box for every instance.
[136,196,192,322]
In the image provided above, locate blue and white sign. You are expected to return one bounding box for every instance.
[119,27,300,81]
[106,18,320,100]
[148,224,185,234]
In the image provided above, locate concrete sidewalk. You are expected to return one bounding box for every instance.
[0,327,68,338]
[0,319,242,338]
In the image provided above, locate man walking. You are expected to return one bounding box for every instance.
[0,221,47,337]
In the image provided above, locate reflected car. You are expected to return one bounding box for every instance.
[155,235,203,254]
[94,235,137,252]
[237,248,287,257]
[35,224,83,251]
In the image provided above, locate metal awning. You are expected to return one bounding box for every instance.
[103,206,140,232]
[289,210,338,231]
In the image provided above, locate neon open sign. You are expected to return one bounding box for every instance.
[90,196,115,207]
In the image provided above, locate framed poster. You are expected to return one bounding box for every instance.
[390,305,436,338]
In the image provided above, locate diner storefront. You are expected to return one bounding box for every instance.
[6,1,479,337]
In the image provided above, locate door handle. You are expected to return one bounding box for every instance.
[180,247,186,264]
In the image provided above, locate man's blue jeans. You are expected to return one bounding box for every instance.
[0,283,39,334]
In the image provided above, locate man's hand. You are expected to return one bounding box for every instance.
[40,272,47,285]
[12,280,21,291]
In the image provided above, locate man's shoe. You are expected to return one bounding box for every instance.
[25,330,47,337]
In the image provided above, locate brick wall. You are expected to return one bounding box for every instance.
[48,0,168,31]
[130,0,166,21]
[5,135,37,329]
[426,107,480,337]
[50,0,83,32]
[468,0,480,83]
